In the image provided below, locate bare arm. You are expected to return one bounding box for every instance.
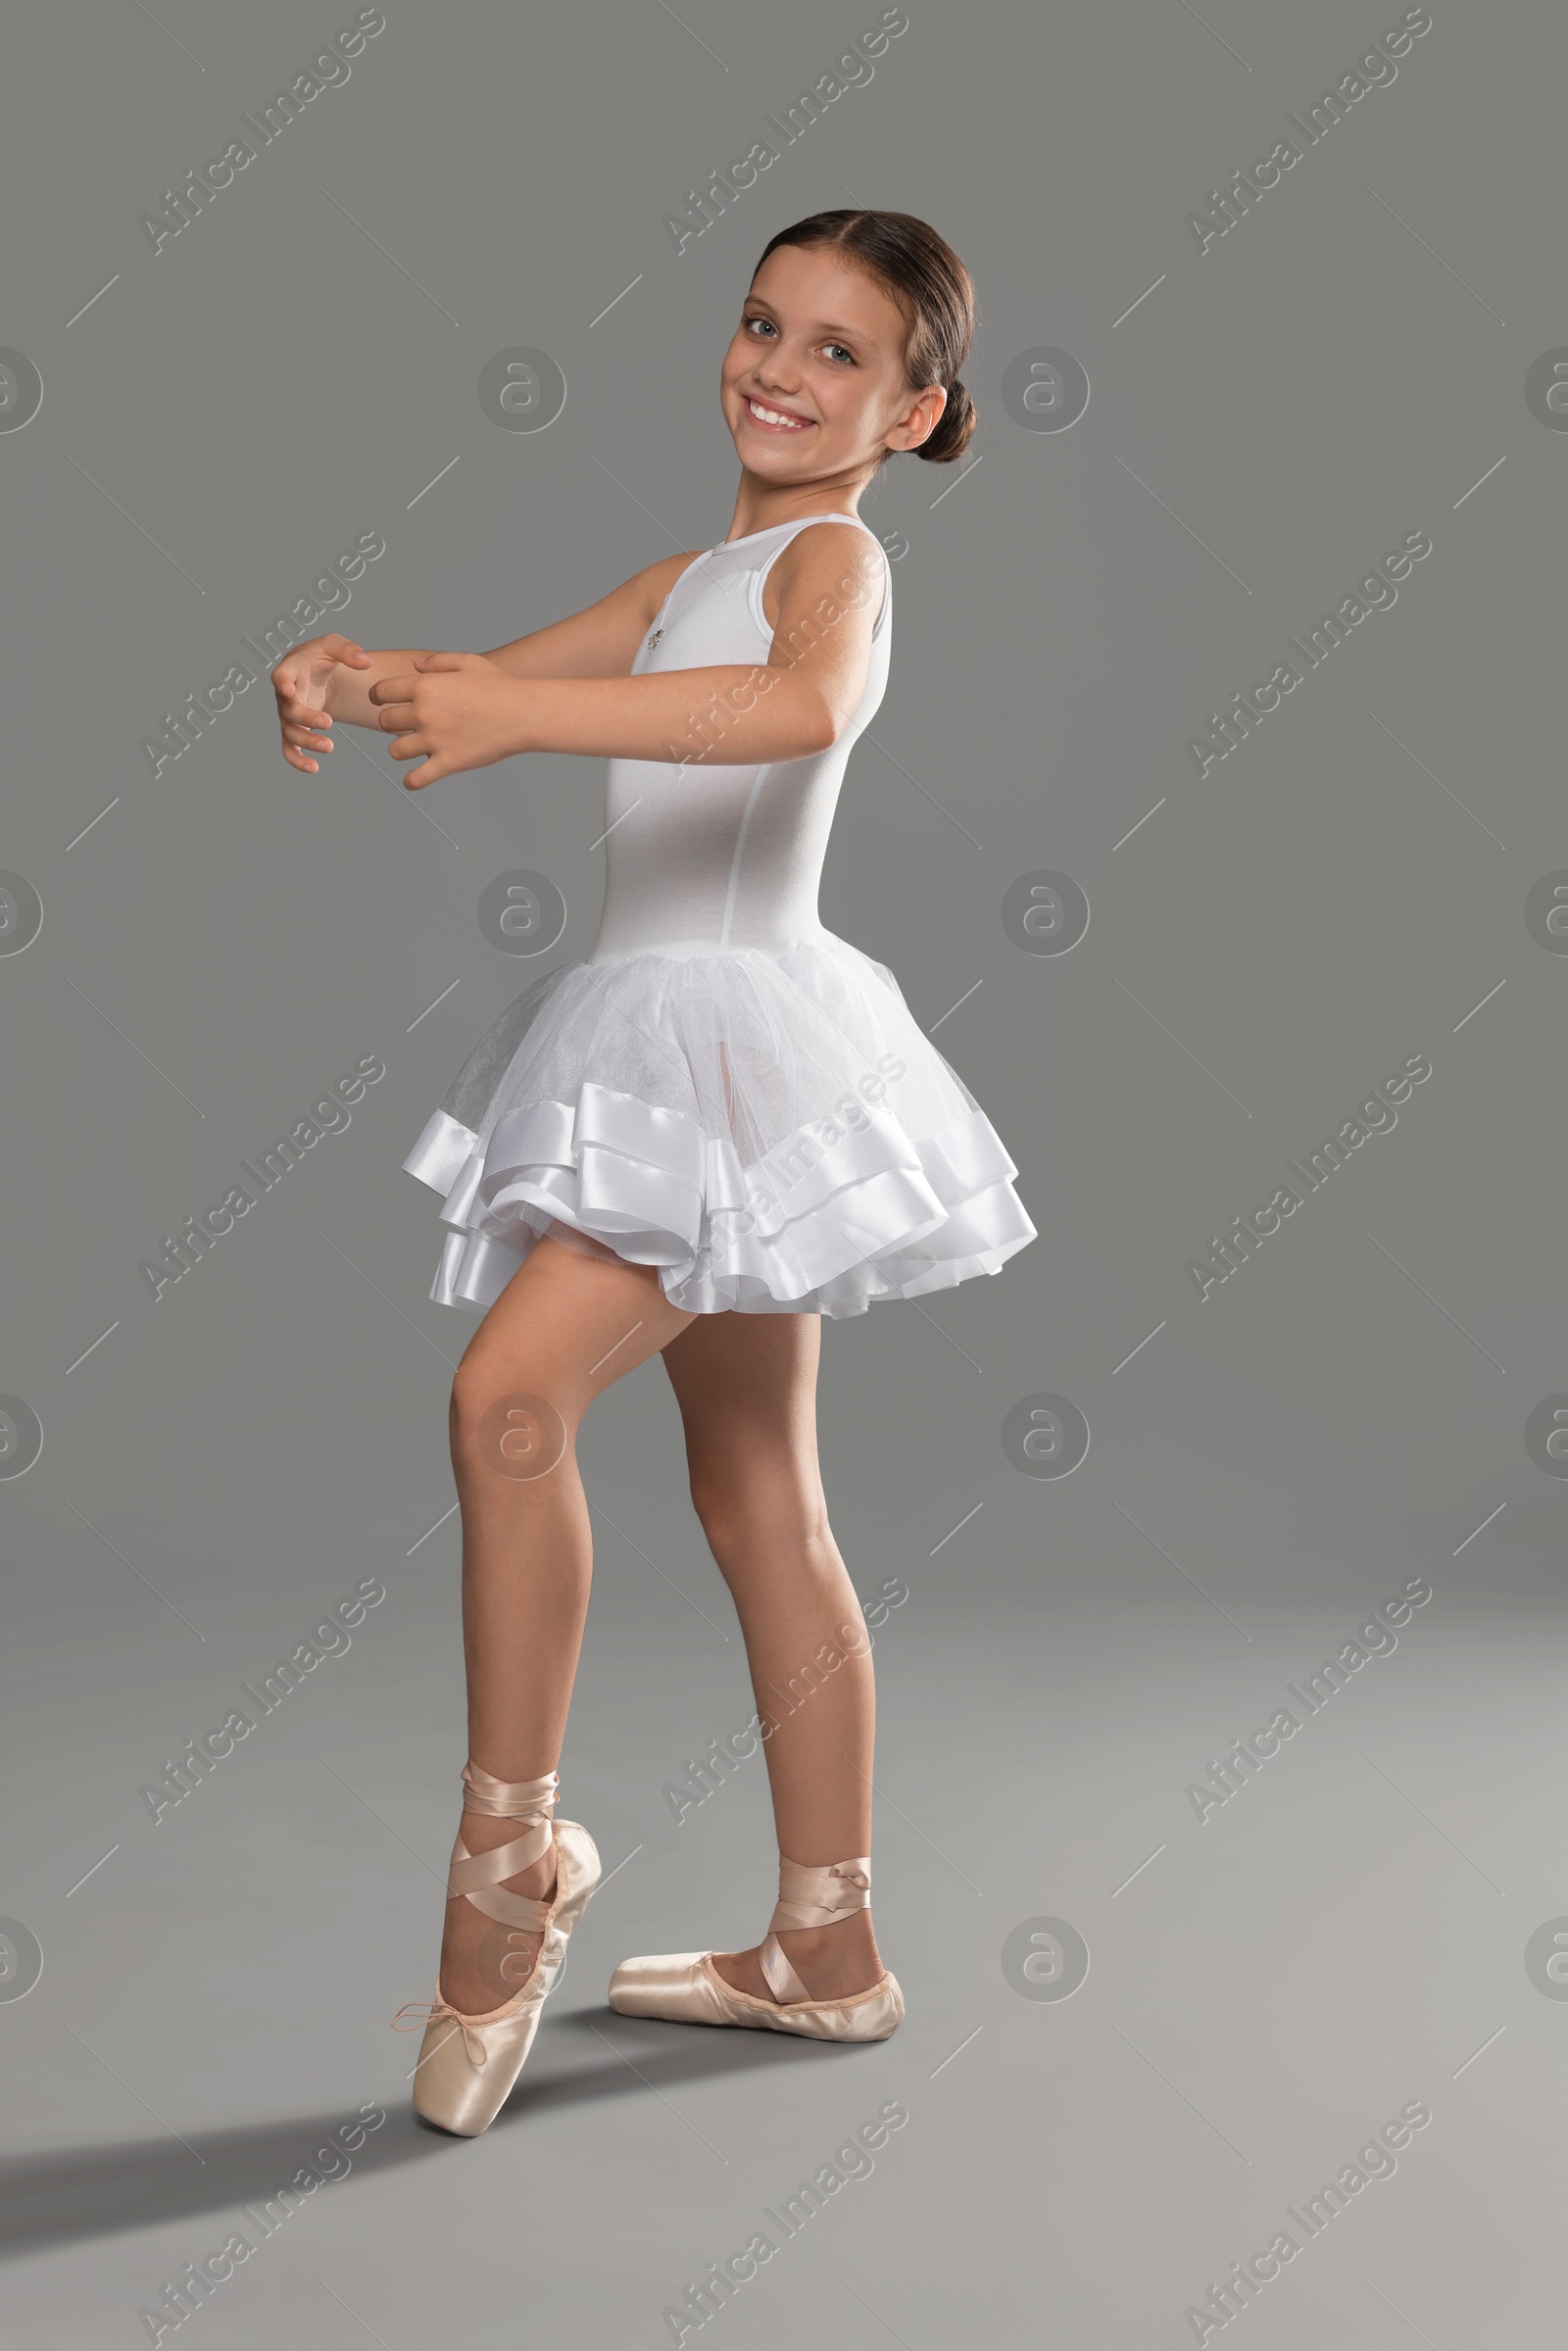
[369,522,885,787]
[479,548,702,679]
[271,550,695,768]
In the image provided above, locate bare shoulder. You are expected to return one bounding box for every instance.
[482,544,710,680]
[635,547,710,622]
[762,520,886,634]
[583,544,710,632]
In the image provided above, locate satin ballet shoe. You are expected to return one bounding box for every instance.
[391,1762,600,2136]
[608,1854,904,2043]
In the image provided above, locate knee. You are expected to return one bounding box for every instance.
[688,1478,742,1567]
[450,1347,577,1476]
[689,1462,831,1575]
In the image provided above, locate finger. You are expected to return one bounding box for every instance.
[368,675,416,708]
[322,634,373,666]
[375,706,416,734]
[280,703,332,729]
[284,745,320,774]
[415,651,466,671]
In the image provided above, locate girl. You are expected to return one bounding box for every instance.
[270,210,1035,2137]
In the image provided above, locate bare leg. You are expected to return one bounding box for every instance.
[439,1236,695,2015]
[661,1313,885,2001]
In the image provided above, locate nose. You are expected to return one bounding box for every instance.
[749,349,801,394]
[751,370,803,404]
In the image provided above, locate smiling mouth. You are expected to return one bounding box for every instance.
[743,395,814,433]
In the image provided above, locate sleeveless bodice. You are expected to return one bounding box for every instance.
[404,506,1037,1319]
[589,513,892,964]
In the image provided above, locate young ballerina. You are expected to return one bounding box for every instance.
[270,208,1036,2136]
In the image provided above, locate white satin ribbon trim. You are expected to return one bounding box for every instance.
[406,1089,1037,1317]
[402,1106,478,1194]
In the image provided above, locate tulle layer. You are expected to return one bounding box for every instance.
[402,934,1037,1317]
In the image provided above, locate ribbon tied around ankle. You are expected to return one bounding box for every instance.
[388,1762,563,2067]
[760,1854,871,2005]
[448,1762,561,1930]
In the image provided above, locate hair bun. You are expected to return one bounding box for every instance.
[918,375,976,465]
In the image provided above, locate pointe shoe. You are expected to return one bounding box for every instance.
[609,1854,903,2043]
[392,1762,600,2135]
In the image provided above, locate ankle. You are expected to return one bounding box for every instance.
[774,1915,874,1960]
[458,1813,557,1896]
[770,1911,883,1997]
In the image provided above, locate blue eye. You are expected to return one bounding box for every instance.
[824,344,853,365]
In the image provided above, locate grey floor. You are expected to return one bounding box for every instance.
[3,1495,1560,2344]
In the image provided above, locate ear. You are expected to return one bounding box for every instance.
[887,382,949,454]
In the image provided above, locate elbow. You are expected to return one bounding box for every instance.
[807,700,847,755]
[759,672,842,755]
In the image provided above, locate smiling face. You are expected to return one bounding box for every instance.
[720,241,948,502]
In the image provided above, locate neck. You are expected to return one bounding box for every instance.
[723,467,871,545]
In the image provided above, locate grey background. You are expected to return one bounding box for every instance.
[2,0,1563,2342]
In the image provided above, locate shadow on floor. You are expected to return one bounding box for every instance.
[4,1998,867,2258]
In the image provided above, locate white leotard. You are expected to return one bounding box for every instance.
[590,513,891,964]
[404,504,1036,1317]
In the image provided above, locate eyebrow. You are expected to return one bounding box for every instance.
[743,302,881,352]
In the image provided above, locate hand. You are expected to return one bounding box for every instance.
[271,633,375,773]
[368,652,525,790]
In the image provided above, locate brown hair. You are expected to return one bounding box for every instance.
[750,209,977,465]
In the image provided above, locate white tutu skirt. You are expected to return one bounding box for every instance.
[402,933,1037,1317]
